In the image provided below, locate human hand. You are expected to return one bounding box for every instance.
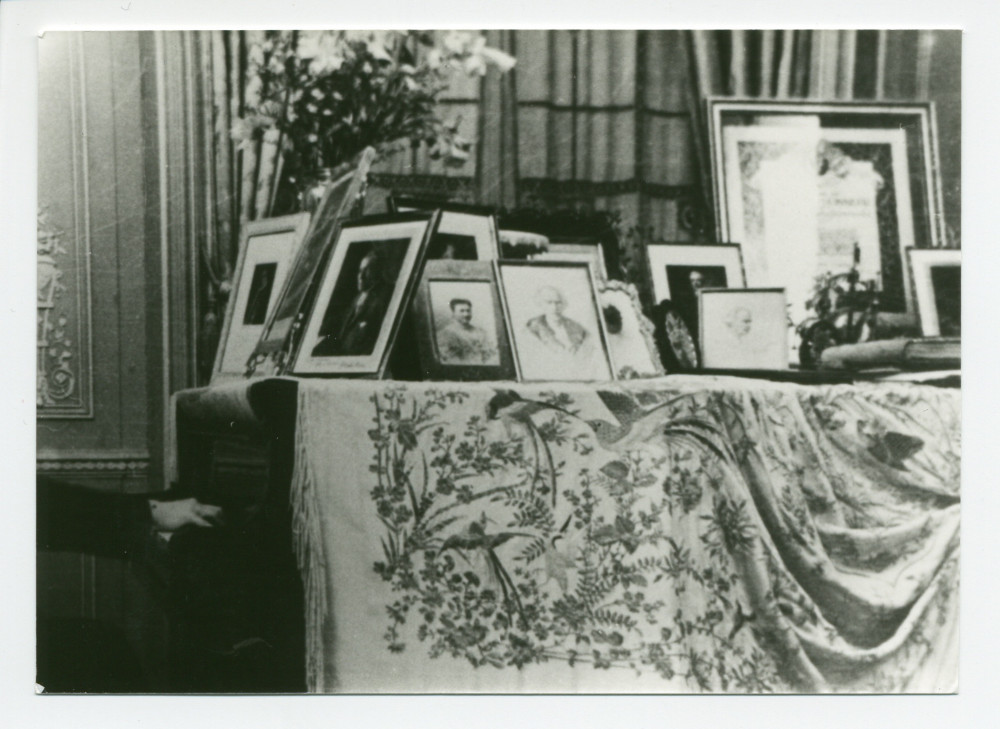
[149,498,224,531]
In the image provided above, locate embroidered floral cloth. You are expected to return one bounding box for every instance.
[289,375,960,693]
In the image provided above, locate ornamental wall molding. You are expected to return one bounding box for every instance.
[37,35,94,419]
[36,450,151,474]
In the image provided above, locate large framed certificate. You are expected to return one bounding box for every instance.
[706,99,946,327]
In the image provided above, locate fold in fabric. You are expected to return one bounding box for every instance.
[289,375,959,693]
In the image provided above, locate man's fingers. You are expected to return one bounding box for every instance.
[191,502,225,527]
[189,514,213,528]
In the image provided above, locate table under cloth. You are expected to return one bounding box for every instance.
[274,375,959,693]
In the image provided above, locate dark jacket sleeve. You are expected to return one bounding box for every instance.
[37,476,153,559]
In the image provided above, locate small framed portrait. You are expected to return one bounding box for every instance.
[388,196,499,261]
[597,280,664,379]
[212,213,311,382]
[498,261,614,382]
[291,212,438,377]
[652,300,700,373]
[411,260,517,381]
[531,238,609,281]
[647,243,746,302]
[647,243,746,341]
[698,288,787,370]
[906,248,961,337]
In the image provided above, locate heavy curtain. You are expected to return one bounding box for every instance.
[154,31,285,383]
[371,30,959,289]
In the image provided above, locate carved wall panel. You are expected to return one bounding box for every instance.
[37,35,93,418]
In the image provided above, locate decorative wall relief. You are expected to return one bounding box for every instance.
[37,208,92,417]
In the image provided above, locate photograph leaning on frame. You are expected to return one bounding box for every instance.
[31,28,961,696]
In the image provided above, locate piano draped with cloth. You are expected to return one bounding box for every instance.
[170,374,959,693]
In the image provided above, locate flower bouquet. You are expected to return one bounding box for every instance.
[231,30,515,208]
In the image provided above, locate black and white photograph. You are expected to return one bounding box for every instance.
[292,214,434,374]
[250,149,377,375]
[212,213,310,380]
[411,260,516,381]
[430,282,500,365]
[647,242,746,336]
[500,261,613,382]
[908,247,962,337]
[388,199,501,261]
[699,288,789,369]
[598,279,664,378]
[16,15,972,710]
[648,243,746,302]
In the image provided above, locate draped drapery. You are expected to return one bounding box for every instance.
[441,30,960,285]
[156,31,285,383]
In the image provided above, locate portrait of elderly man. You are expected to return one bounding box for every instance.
[517,283,610,380]
[725,306,754,339]
[525,286,592,354]
[435,297,498,364]
[311,248,394,357]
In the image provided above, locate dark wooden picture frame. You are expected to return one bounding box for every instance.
[290,211,440,378]
[411,260,518,381]
[706,99,945,317]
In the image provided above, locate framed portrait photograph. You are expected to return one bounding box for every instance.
[411,260,517,381]
[647,242,746,302]
[598,280,664,379]
[906,248,961,337]
[652,300,701,373]
[211,213,311,382]
[698,288,788,370]
[707,99,945,326]
[388,196,499,261]
[248,148,376,375]
[498,261,614,382]
[530,238,609,281]
[647,242,746,337]
[291,212,438,377]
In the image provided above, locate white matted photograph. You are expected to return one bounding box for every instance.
[212,213,310,380]
[699,288,788,370]
[907,247,962,337]
[499,261,613,382]
[647,242,746,304]
[292,214,435,375]
[598,279,664,378]
[387,198,500,261]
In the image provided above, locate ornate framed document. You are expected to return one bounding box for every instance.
[707,99,945,325]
